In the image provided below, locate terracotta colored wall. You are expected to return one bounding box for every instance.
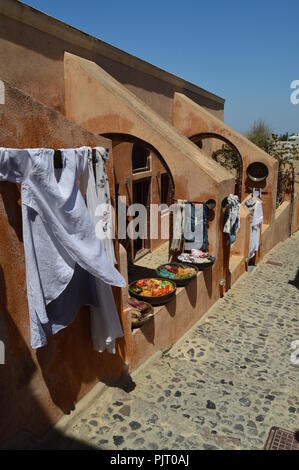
[1,1,296,446]
[118,239,222,372]
[0,1,224,123]
[127,269,221,371]
[63,52,240,384]
[0,81,127,444]
[172,93,279,226]
[231,205,251,259]
[291,193,299,234]
[272,202,291,247]
[261,202,291,257]
[63,53,235,265]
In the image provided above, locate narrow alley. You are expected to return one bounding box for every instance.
[48,232,299,450]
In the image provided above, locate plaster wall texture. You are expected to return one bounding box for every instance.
[0,81,127,443]
[0,0,224,123]
[0,0,297,445]
[62,52,242,385]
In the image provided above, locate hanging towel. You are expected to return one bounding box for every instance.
[0,147,125,349]
[184,202,209,251]
[170,199,185,251]
[202,203,209,250]
[94,148,117,264]
[184,203,201,251]
[223,194,241,244]
[82,149,124,354]
[245,197,263,259]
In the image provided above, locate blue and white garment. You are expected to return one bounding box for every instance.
[223,194,241,245]
[0,147,125,349]
[170,199,185,251]
[82,148,123,354]
[184,202,209,251]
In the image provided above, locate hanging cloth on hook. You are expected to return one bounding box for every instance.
[223,194,241,244]
[81,148,123,354]
[86,148,116,264]
[244,196,263,259]
[0,147,125,349]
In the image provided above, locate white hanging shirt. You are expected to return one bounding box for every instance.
[93,147,117,264]
[249,199,263,259]
[81,148,124,354]
[0,147,125,348]
[245,197,264,259]
[170,199,185,251]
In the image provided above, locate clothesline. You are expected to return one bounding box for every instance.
[0,146,124,352]
[54,147,110,168]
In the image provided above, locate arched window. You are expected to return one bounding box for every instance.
[132,143,150,172]
[161,173,171,205]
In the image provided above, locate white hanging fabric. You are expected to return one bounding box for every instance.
[244,196,264,259]
[170,199,185,251]
[0,147,125,349]
[83,148,124,354]
[94,148,117,264]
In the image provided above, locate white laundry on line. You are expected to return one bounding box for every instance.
[0,147,125,349]
[82,148,124,354]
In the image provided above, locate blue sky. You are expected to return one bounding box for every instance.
[22,0,299,134]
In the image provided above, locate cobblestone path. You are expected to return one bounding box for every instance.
[55,233,299,450]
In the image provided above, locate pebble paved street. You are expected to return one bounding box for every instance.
[53,233,299,450]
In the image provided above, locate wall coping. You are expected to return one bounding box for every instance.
[275,200,290,218]
[0,0,225,106]
[65,52,233,185]
[174,92,277,167]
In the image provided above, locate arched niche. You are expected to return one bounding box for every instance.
[102,133,174,263]
[189,132,243,201]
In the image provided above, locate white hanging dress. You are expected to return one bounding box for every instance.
[82,148,124,354]
[0,147,125,349]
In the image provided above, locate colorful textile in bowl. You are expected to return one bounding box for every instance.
[157,264,197,280]
[178,253,215,265]
[131,278,175,297]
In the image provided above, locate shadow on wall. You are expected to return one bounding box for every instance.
[0,265,63,449]
[0,186,136,448]
[36,312,136,416]
[0,182,23,242]
[203,268,213,299]
[185,276,198,307]
[0,262,136,449]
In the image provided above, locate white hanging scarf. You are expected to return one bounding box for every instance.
[94,147,116,264]
[83,148,123,353]
[170,199,185,251]
[0,147,125,349]
[244,196,264,259]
